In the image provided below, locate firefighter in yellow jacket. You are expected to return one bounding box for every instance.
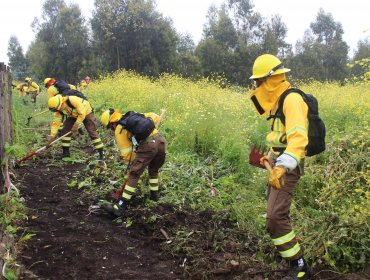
[249,54,309,280]
[100,109,166,217]
[17,83,28,97]
[44,78,77,99]
[47,95,104,160]
[25,77,40,103]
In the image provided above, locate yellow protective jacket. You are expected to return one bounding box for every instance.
[27,81,40,94]
[47,84,77,99]
[49,96,92,137]
[249,74,308,171]
[114,112,160,164]
[17,83,28,97]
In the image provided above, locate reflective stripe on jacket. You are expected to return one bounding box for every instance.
[49,96,92,137]
[266,92,308,162]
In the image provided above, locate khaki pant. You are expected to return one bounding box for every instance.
[266,162,304,260]
[127,134,166,187]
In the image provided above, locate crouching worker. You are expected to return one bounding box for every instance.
[100,109,166,217]
[47,95,104,160]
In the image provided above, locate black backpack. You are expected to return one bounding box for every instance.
[54,80,87,100]
[119,111,155,141]
[273,88,326,157]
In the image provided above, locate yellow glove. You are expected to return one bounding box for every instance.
[268,166,287,189]
[259,155,271,168]
[46,136,55,147]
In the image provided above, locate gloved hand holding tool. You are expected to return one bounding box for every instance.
[71,124,80,133]
[249,145,288,190]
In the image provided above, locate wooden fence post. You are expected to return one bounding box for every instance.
[0,62,14,192]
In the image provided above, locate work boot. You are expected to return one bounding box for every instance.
[289,257,309,280]
[149,191,159,202]
[102,199,127,217]
[78,127,84,135]
[55,147,70,160]
[97,149,104,160]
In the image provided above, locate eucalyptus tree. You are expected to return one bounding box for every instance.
[349,39,370,82]
[7,36,28,80]
[290,9,349,82]
[28,0,90,83]
[196,4,239,84]
[91,0,179,76]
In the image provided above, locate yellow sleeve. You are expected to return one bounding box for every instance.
[68,96,88,126]
[31,82,40,93]
[50,112,63,137]
[283,93,309,161]
[47,86,59,99]
[69,84,77,90]
[144,112,160,127]
[115,125,134,163]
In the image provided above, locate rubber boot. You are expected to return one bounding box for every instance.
[102,199,127,217]
[150,191,159,202]
[290,257,309,280]
[97,149,104,160]
[56,147,70,160]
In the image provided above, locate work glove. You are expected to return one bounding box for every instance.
[259,155,271,168]
[71,124,80,133]
[268,166,287,189]
[46,136,55,147]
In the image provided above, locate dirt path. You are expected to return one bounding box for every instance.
[16,161,184,280]
[14,159,369,280]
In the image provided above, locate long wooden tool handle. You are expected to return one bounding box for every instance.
[33,109,49,117]
[263,160,273,172]
[16,131,73,164]
[48,131,72,147]
[156,109,166,128]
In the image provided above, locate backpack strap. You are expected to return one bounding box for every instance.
[271,88,307,126]
[66,97,75,109]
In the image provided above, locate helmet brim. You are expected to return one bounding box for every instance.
[249,68,290,79]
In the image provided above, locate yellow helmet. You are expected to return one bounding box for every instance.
[48,95,63,112]
[101,109,122,127]
[25,77,31,82]
[249,54,290,79]
[44,77,55,87]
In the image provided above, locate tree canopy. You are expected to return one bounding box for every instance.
[8,0,366,85]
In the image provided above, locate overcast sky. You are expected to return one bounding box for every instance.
[1,0,369,64]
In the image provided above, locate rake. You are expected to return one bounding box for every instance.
[249,144,272,171]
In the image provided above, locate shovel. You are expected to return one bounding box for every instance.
[249,144,272,171]
[16,131,72,165]
[27,109,49,126]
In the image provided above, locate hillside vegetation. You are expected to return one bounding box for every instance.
[84,72,369,271]
[7,72,370,275]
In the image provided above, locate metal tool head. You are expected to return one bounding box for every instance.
[110,189,122,200]
[249,144,267,169]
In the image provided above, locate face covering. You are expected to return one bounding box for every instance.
[249,74,291,116]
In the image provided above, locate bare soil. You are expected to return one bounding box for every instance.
[14,158,369,280]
